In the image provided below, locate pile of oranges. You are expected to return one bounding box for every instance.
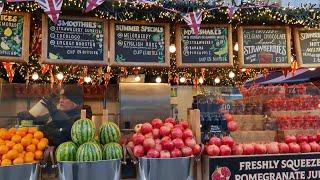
[0,127,49,166]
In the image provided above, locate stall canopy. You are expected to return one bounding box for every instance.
[245,68,320,86]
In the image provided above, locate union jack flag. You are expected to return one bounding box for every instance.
[85,0,105,13]
[35,0,62,24]
[182,11,203,36]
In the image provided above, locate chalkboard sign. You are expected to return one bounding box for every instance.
[41,15,108,65]
[238,26,292,68]
[176,24,233,67]
[0,12,30,63]
[294,28,320,68]
[110,21,170,67]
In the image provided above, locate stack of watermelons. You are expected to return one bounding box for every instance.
[56,118,123,162]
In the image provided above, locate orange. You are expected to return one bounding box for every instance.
[2,132,12,140]
[12,144,24,153]
[6,141,15,149]
[21,137,32,147]
[34,131,44,139]
[40,138,49,145]
[37,141,46,151]
[28,127,37,134]
[11,135,21,143]
[13,157,24,165]
[24,156,34,163]
[2,154,8,160]
[6,149,18,160]
[25,133,33,139]
[32,138,39,146]
[26,144,36,153]
[0,139,5,146]
[34,150,43,160]
[8,128,17,134]
[0,145,8,155]
[1,159,12,166]
[18,153,24,159]
[25,152,34,159]
[16,130,27,137]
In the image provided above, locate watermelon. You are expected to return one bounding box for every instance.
[99,122,121,145]
[103,143,123,160]
[56,141,78,161]
[71,118,96,145]
[76,142,102,161]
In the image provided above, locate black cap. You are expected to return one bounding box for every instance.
[60,85,84,105]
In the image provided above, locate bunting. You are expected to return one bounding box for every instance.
[35,0,63,24]
[182,11,203,36]
[85,0,105,13]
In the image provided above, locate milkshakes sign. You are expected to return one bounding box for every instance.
[208,153,320,180]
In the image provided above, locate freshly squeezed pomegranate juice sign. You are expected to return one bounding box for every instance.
[238,26,291,68]
[209,153,320,180]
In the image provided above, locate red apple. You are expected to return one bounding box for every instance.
[133,145,145,157]
[172,138,184,149]
[220,145,232,156]
[308,135,317,143]
[134,124,142,133]
[155,143,162,152]
[171,128,183,139]
[300,142,311,153]
[243,144,254,155]
[297,135,308,143]
[151,118,163,129]
[221,136,235,147]
[165,117,176,125]
[181,146,193,157]
[192,144,201,155]
[284,135,297,144]
[127,141,134,150]
[266,142,279,154]
[206,144,220,156]
[171,148,182,158]
[309,142,320,152]
[179,120,189,129]
[227,121,239,132]
[132,133,145,145]
[254,144,267,154]
[289,143,301,153]
[232,145,243,155]
[160,150,171,158]
[160,126,171,137]
[185,138,196,148]
[141,123,153,135]
[152,129,160,139]
[278,143,289,153]
[147,149,160,158]
[161,139,174,151]
[143,138,155,151]
[209,137,222,147]
[183,129,194,140]
[164,123,174,130]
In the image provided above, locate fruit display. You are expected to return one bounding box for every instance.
[56,118,123,162]
[277,115,320,130]
[0,127,48,166]
[127,118,201,158]
[266,96,320,111]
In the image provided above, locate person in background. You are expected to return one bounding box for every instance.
[17,85,92,147]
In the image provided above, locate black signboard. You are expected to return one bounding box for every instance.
[205,153,320,180]
[42,15,108,65]
[110,21,170,67]
[238,26,291,68]
[294,29,320,68]
[176,25,233,67]
[0,12,30,62]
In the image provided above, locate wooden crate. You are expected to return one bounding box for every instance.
[233,115,265,131]
[277,129,320,142]
[230,130,277,144]
[268,109,320,117]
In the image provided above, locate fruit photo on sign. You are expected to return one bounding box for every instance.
[211,167,231,180]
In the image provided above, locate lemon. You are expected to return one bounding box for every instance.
[1,42,10,50]
[4,27,12,37]
[49,53,58,59]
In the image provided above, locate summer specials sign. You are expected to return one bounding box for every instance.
[294,29,320,68]
[0,12,30,62]
[41,15,108,65]
[110,21,170,67]
[206,153,320,180]
[176,25,233,67]
[238,26,292,68]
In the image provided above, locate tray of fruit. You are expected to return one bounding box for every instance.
[0,127,48,180]
[54,118,125,180]
[126,118,203,180]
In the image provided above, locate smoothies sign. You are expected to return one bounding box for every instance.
[176,25,233,67]
[0,12,30,62]
[110,21,170,67]
[208,153,320,180]
[42,15,108,65]
[238,26,291,68]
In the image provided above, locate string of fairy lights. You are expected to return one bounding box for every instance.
[1,0,320,86]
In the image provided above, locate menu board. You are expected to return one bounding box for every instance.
[41,15,108,65]
[238,26,291,68]
[294,29,320,68]
[0,12,30,62]
[176,25,233,67]
[110,21,170,67]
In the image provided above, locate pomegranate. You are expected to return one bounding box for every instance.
[165,117,176,125]
[134,124,142,133]
[152,129,160,139]
[227,121,238,132]
[243,144,254,155]
[164,122,174,130]
[174,124,184,131]
[132,133,145,145]
[171,148,182,158]
[220,145,232,156]
[309,142,320,152]
[179,120,189,129]
[278,143,289,153]
[144,132,153,139]
[127,141,135,150]
[232,145,243,155]
[192,144,201,155]
[160,126,171,137]
[308,135,317,143]
[209,137,222,147]
[206,144,220,156]
[172,138,184,149]
[143,138,156,151]
[155,143,162,152]
[160,150,171,158]
[289,143,301,153]
[183,129,194,140]
[155,139,161,144]
[141,123,153,135]
[284,135,297,144]
[300,142,311,153]
[181,146,193,157]
[151,118,163,129]
[254,144,267,154]
[266,142,279,154]
[185,138,196,148]
[317,133,320,142]
[297,135,308,143]
[133,145,145,157]
[224,113,233,122]
[161,139,174,151]
[146,149,160,158]
[171,128,183,139]
[221,136,235,147]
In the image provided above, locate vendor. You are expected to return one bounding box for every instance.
[17,85,90,146]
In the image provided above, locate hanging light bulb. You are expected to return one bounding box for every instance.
[56,73,64,80]
[134,75,141,82]
[169,44,176,53]
[84,76,92,83]
[32,73,39,80]
[234,42,239,51]
[156,76,161,83]
[309,68,316,71]
[228,71,235,79]
[199,77,204,84]
[214,77,220,84]
[179,77,186,83]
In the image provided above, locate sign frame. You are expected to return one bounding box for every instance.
[0,12,30,63]
[176,24,233,67]
[41,15,109,65]
[109,20,170,67]
[238,26,292,68]
[294,28,320,68]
